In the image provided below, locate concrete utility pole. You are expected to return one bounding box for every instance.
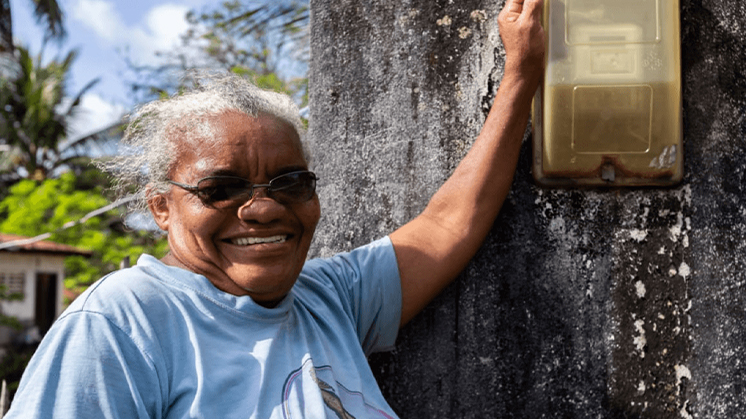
[309,0,746,417]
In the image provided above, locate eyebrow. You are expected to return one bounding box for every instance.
[276,165,310,175]
[199,166,310,180]
[204,169,238,177]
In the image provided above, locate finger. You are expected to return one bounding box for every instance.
[501,0,525,21]
[520,0,543,21]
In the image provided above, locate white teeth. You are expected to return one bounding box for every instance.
[232,235,287,246]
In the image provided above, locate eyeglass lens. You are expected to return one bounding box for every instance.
[196,171,316,207]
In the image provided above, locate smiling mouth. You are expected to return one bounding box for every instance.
[230,235,288,246]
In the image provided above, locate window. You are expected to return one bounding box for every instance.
[0,272,26,297]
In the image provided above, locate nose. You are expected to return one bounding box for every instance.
[236,186,285,223]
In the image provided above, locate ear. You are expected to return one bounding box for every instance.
[147,192,171,232]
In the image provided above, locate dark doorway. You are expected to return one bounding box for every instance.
[34,273,57,335]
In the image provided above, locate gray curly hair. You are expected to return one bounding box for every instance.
[96,71,307,216]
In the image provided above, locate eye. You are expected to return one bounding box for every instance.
[269,172,317,203]
[197,178,249,202]
[204,186,228,201]
[270,173,301,190]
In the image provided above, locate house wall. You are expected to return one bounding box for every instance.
[0,253,65,344]
[308,0,746,417]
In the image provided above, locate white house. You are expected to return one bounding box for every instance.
[0,233,91,346]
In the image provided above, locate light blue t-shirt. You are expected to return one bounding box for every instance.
[7,237,402,419]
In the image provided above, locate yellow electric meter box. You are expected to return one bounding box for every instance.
[532,0,682,186]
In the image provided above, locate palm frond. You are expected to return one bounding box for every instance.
[31,0,65,41]
[63,77,100,118]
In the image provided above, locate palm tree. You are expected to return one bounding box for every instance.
[1,0,65,53]
[0,45,99,183]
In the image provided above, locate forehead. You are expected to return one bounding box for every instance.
[169,111,306,176]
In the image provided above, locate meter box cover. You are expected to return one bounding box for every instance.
[532,0,682,186]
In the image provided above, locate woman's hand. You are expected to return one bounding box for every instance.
[498,0,545,89]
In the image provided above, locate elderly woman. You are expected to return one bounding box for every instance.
[6,0,544,417]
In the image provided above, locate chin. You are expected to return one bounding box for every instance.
[249,293,288,308]
[229,267,298,299]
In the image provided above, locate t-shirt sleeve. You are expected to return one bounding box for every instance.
[5,311,162,419]
[300,236,402,355]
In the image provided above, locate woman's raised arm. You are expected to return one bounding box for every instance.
[390,0,546,327]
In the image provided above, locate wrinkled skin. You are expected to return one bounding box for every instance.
[149,111,320,307]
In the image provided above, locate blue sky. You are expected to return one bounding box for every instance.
[11,0,213,139]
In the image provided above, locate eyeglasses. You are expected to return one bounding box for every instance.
[167,170,317,208]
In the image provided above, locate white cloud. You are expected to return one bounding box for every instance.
[71,0,125,42]
[128,4,192,63]
[66,93,127,140]
[146,4,192,48]
[71,0,192,65]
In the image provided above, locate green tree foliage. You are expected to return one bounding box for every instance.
[127,0,309,106]
[0,45,100,186]
[187,1,309,74]
[0,341,37,397]
[0,172,168,298]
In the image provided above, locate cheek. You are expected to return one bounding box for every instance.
[173,200,225,236]
[302,199,321,236]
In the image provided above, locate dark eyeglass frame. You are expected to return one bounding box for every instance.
[167,170,318,208]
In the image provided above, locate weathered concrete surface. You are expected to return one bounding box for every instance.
[308,0,746,417]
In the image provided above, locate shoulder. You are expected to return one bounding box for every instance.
[61,254,194,349]
[295,237,402,353]
[300,236,399,286]
[67,255,175,315]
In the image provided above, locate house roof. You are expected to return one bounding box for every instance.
[0,233,92,257]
